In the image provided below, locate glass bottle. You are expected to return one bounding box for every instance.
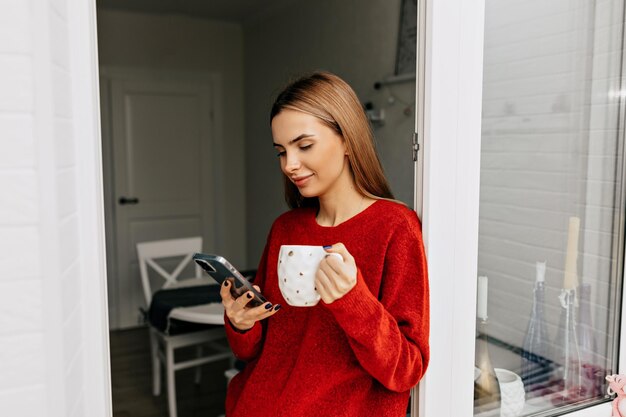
[548,216,583,405]
[577,283,600,398]
[550,288,583,405]
[521,261,551,394]
[475,318,501,412]
[474,276,501,413]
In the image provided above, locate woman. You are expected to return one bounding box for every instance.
[220,71,429,417]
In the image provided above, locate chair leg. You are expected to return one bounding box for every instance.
[150,329,161,396]
[194,346,202,385]
[166,344,177,417]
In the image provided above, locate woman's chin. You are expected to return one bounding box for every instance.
[298,186,320,199]
[299,190,318,198]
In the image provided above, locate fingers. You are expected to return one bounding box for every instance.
[317,262,352,294]
[323,242,354,263]
[220,278,236,305]
[220,278,253,301]
[318,257,340,281]
[315,268,330,295]
[315,268,340,303]
[321,253,343,275]
[319,249,351,284]
[230,281,249,299]
[236,290,255,308]
[220,280,252,311]
[317,243,358,304]
[249,302,281,320]
[220,279,281,331]
[227,296,280,330]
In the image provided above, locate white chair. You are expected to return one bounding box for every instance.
[137,236,232,417]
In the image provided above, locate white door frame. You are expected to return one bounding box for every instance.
[69,0,112,415]
[415,0,487,414]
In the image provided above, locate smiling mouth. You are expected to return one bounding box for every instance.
[292,174,313,186]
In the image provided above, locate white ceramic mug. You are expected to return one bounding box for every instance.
[277,245,343,307]
[495,368,525,417]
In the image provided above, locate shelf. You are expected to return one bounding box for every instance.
[374,73,416,89]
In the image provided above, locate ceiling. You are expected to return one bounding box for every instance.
[96,0,293,24]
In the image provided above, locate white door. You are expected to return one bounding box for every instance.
[105,71,217,329]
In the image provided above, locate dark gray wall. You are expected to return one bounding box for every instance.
[243,0,416,266]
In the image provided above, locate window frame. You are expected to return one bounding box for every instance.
[416,0,623,416]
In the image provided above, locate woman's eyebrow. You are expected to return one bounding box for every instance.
[273,133,314,147]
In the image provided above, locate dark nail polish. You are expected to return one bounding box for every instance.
[223,281,229,287]
[274,304,281,311]
[323,245,332,249]
[246,293,252,299]
[265,303,273,310]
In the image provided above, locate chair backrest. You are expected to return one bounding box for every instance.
[136,236,203,305]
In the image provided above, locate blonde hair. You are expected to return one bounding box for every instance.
[270,71,395,209]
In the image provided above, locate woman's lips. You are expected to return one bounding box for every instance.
[293,174,313,187]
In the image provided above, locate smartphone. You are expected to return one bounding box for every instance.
[192,253,267,307]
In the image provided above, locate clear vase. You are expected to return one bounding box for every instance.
[521,262,551,395]
[474,319,501,413]
[550,289,583,405]
[577,283,602,398]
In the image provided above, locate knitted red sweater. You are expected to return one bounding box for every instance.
[224,199,429,417]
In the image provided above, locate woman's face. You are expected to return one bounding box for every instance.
[271,109,350,199]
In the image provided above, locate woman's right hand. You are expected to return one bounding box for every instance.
[220,278,281,332]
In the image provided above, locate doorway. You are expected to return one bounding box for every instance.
[96,0,418,416]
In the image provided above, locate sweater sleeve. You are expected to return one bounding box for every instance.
[324,213,430,392]
[224,228,272,362]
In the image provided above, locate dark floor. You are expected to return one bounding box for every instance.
[110,327,231,417]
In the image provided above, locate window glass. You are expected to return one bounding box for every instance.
[474,1,625,415]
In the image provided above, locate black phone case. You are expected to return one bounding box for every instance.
[192,253,267,306]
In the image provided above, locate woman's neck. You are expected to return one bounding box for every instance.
[316,187,374,227]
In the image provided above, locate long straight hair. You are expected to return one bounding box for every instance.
[270,71,395,209]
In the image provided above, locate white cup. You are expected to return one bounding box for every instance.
[495,368,525,417]
[277,245,343,307]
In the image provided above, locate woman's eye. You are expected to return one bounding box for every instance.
[276,151,286,157]
[300,144,313,151]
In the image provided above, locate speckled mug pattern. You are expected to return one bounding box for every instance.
[278,245,343,307]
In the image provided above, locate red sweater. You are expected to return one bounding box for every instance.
[224,199,429,417]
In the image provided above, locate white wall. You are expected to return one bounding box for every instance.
[96,10,247,267]
[242,0,416,265]
[0,0,110,416]
[479,0,623,369]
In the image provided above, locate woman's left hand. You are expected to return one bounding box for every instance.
[316,243,358,304]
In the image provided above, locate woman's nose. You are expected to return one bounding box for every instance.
[284,152,301,172]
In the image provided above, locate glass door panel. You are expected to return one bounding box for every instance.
[474,1,625,416]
